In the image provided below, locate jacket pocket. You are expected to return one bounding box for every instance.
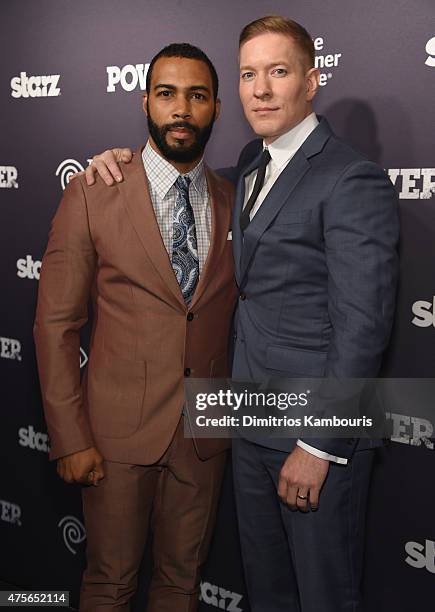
[87,351,146,438]
[266,345,326,377]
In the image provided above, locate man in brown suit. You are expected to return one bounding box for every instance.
[34,43,237,612]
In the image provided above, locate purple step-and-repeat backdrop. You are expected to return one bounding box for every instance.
[1,1,435,610]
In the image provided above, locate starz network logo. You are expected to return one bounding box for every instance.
[412,297,435,328]
[17,254,41,280]
[406,539,435,574]
[200,581,243,611]
[10,72,60,98]
[313,37,343,87]
[55,158,92,190]
[58,516,86,555]
[18,425,50,453]
[17,255,42,280]
[425,36,435,67]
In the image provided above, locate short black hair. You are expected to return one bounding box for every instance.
[146,43,219,100]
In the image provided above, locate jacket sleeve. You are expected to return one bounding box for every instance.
[299,160,399,459]
[33,178,97,460]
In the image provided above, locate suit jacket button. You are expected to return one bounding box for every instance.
[187,312,194,321]
[184,368,191,377]
[239,292,246,301]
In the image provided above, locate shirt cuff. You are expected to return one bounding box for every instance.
[296,440,349,465]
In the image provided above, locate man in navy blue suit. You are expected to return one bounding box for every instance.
[227,16,398,612]
[82,15,399,612]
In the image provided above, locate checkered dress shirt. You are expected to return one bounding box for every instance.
[142,142,211,273]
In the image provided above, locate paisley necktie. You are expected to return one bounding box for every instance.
[171,175,199,304]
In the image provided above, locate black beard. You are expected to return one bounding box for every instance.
[147,106,215,164]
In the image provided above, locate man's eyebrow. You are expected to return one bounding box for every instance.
[154,83,176,90]
[189,85,210,92]
[154,83,210,92]
[240,61,290,71]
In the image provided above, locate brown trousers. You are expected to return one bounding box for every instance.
[79,418,226,611]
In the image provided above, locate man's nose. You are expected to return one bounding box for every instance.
[254,73,272,99]
[173,97,192,119]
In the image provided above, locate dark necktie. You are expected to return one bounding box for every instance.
[171,175,199,304]
[240,148,271,232]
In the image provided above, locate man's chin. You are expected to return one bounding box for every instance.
[165,134,194,148]
[249,122,283,143]
[163,144,200,164]
[247,119,275,138]
[165,143,196,155]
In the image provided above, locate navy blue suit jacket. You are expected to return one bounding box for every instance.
[220,116,399,459]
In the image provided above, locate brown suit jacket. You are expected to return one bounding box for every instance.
[34,149,237,463]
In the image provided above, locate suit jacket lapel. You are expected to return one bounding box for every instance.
[118,149,185,308]
[190,166,231,308]
[232,149,263,284]
[239,150,310,282]
[238,116,333,284]
[232,177,245,285]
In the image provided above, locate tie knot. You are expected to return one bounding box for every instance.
[175,175,191,194]
[260,148,271,168]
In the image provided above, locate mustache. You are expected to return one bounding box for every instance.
[162,121,199,136]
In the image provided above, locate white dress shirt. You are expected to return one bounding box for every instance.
[244,112,318,220]
[244,113,348,465]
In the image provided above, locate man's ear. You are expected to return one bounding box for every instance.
[306,68,320,102]
[142,92,148,115]
[214,97,221,121]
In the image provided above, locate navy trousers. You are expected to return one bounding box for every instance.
[232,437,374,612]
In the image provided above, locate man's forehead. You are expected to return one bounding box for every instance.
[151,56,212,84]
[239,32,299,65]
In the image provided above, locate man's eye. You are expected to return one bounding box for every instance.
[241,72,255,80]
[192,92,206,100]
[157,90,172,97]
[272,68,287,76]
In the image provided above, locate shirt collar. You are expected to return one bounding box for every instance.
[263,112,319,171]
[142,141,207,199]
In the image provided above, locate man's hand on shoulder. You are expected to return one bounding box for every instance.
[57,446,105,486]
[69,148,133,186]
[278,445,329,512]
